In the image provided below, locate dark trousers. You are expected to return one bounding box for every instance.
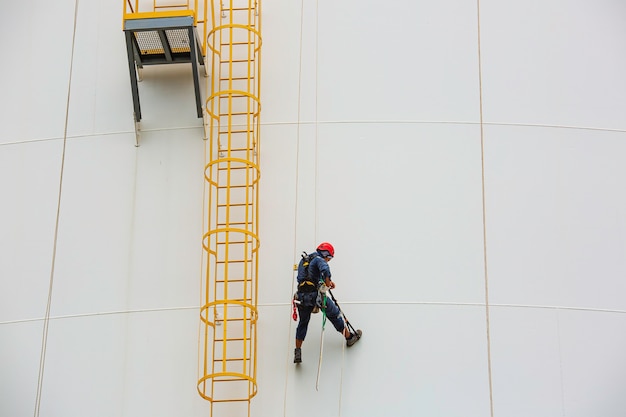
[296,293,345,341]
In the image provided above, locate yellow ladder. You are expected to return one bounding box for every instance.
[199,1,262,416]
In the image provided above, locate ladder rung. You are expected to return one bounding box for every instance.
[214,276,249,281]
[215,153,254,158]
[214,247,252,251]
[221,59,252,63]
[213,357,252,362]
[214,188,254,193]
[217,202,248,207]
[213,160,253,165]
[221,41,252,46]
[217,148,254,153]
[211,303,253,308]
[210,393,252,400]
[220,77,253,81]
[216,183,252,188]
[217,129,252,135]
[219,112,252,116]
[222,10,256,15]
[212,317,252,323]
[216,260,250,265]
[216,223,250,227]
[214,337,247,342]
[211,321,252,326]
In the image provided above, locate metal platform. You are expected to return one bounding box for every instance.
[124,15,204,122]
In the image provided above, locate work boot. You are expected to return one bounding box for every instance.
[346,329,362,347]
[294,347,302,363]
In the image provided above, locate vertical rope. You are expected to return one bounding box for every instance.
[283,0,306,414]
[315,294,327,390]
[290,0,306,309]
[33,1,80,416]
[313,0,319,242]
[476,1,495,416]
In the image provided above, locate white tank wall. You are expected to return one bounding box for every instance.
[1,1,626,416]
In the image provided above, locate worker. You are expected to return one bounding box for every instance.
[293,242,362,363]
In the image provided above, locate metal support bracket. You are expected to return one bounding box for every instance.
[123,15,206,124]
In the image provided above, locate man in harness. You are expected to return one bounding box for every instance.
[293,242,362,363]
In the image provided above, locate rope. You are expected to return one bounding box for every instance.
[321,293,327,328]
[313,0,319,240]
[476,2,495,417]
[283,0,307,414]
[33,1,80,416]
[312,0,324,391]
[315,317,325,391]
[315,293,327,390]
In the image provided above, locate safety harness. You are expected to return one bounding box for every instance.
[297,251,323,292]
[292,251,327,321]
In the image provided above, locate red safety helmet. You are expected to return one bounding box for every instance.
[316,242,335,258]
